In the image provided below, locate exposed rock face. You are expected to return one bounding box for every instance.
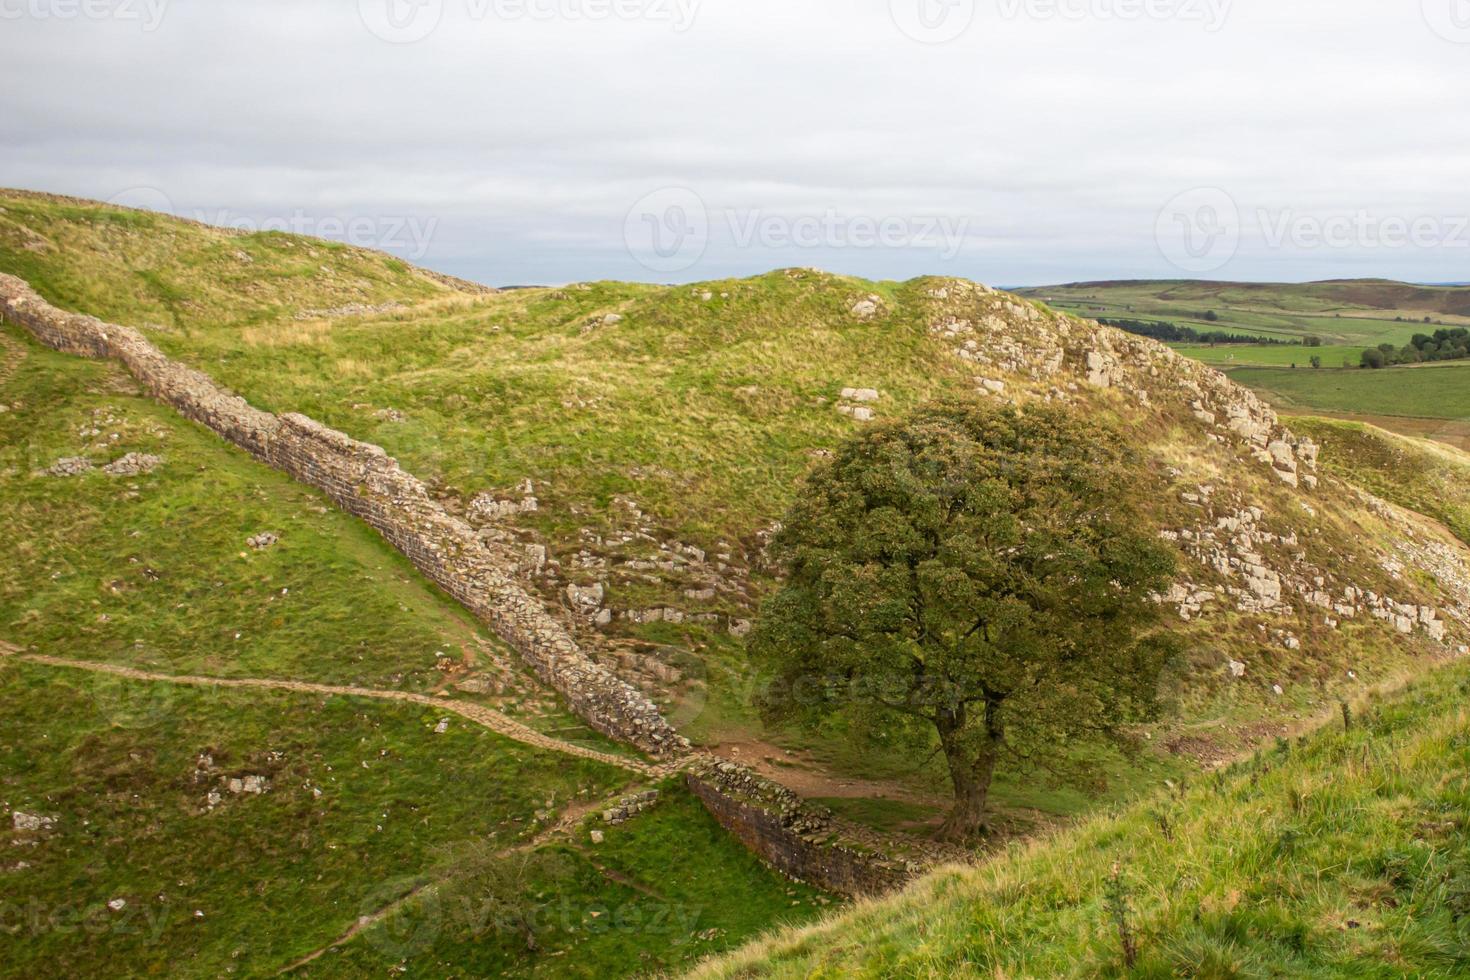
[0,273,686,758]
[11,811,56,832]
[102,452,161,476]
[837,387,880,422]
[602,789,659,825]
[566,581,606,615]
[45,456,93,477]
[468,481,538,523]
[922,280,1321,494]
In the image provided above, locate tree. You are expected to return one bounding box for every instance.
[1361,348,1387,369]
[1310,356,1323,369]
[751,400,1179,840]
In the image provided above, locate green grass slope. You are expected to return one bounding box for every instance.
[0,662,625,978]
[1289,417,1470,548]
[301,787,827,978]
[0,321,828,978]
[0,323,523,695]
[0,189,471,334]
[692,659,1470,978]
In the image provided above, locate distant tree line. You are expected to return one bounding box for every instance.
[1360,327,1470,369]
[1098,318,1295,347]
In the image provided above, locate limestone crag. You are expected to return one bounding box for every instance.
[1158,491,1462,647]
[921,280,1320,491]
[0,273,685,757]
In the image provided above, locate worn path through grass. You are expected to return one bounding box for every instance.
[0,644,660,777]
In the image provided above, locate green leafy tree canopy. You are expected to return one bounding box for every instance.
[752,399,1179,840]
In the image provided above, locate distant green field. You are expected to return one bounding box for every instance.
[1228,363,1470,420]
[1170,343,1368,369]
[1021,280,1470,352]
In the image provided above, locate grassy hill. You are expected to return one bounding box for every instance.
[1290,417,1470,549]
[0,323,823,978]
[692,656,1470,978]
[0,190,468,335]
[5,190,1468,820]
[5,191,1470,976]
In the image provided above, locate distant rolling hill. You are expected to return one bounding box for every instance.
[1018,278,1470,449]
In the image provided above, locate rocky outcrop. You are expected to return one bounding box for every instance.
[0,273,685,758]
[922,280,1321,492]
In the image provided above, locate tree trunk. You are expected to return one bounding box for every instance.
[935,720,1000,842]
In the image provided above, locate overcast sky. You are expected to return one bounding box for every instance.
[2,0,1468,287]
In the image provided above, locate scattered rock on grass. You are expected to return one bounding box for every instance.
[46,457,93,477]
[103,453,161,476]
[11,811,56,832]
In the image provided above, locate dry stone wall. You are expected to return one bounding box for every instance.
[0,273,685,757]
[685,760,918,897]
